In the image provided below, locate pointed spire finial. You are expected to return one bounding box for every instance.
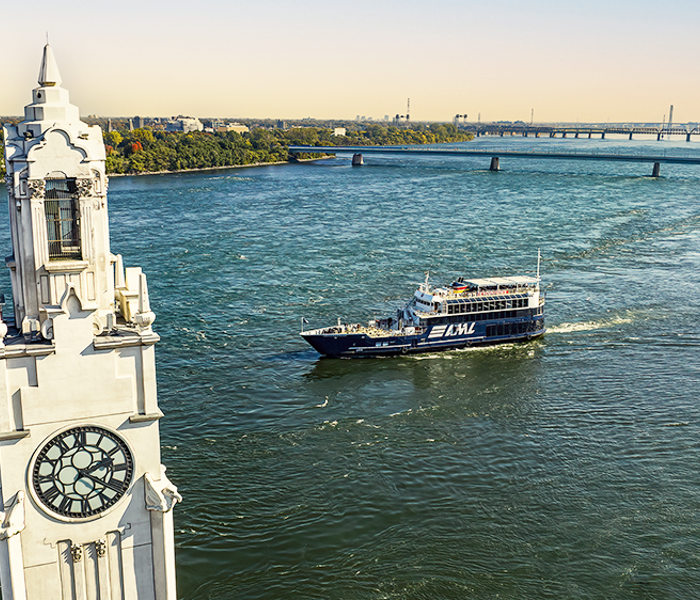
[38,43,62,87]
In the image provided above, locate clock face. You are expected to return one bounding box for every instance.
[31,426,134,519]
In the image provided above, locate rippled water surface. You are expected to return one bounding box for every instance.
[18,137,700,599]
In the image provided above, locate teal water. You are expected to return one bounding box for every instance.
[12,136,700,598]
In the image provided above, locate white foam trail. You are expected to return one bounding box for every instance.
[549,315,634,333]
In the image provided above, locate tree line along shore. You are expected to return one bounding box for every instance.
[0,123,474,178]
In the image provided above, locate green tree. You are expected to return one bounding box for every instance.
[103,131,123,148]
[132,128,155,145]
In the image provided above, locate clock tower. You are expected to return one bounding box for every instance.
[0,45,180,599]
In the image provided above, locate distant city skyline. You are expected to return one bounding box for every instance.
[2,0,700,124]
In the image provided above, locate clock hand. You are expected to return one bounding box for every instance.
[79,471,126,492]
[81,456,113,476]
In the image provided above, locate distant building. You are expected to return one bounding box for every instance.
[203,120,249,134]
[333,127,346,137]
[223,123,249,134]
[166,116,203,133]
[277,120,287,130]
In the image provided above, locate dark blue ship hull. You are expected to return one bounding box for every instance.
[302,316,545,358]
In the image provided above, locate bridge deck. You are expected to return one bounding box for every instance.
[288,145,700,166]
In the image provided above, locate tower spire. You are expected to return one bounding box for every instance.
[37,43,62,87]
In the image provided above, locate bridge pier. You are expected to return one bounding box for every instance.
[651,162,660,177]
[687,133,692,142]
[601,132,605,139]
[352,153,364,166]
[489,157,500,171]
[629,132,633,140]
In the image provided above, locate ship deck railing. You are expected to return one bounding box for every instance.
[438,286,538,300]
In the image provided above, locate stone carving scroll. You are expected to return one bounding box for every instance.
[144,465,182,513]
[76,177,96,198]
[27,179,46,199]
[0,491,25,540]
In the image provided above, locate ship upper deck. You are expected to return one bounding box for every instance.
[412,275,541,317]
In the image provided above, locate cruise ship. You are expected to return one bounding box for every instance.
[301,268,545,358]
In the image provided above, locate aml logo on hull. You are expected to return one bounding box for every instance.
[429,322,476,339]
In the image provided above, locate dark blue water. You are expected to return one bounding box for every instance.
[9,136,700,599]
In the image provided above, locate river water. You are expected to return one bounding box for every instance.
[8,136,700,598]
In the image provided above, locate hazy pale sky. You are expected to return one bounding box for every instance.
[3,0,700,123]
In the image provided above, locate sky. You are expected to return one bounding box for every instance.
[2,0,700,123]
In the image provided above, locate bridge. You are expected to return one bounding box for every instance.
[288,145,700,177]
[465,123,700,141]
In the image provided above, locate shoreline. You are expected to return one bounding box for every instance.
[107,156,330,178]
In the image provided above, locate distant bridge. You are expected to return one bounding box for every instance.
[288,145,700,177]
[465,123,700,141]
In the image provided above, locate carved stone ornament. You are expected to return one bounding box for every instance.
[144,466,182,513]
[71,543,83,563]
[0,491,26,541]
[27,178,46,199]
[134,310,156,331]
[76,177,95,198]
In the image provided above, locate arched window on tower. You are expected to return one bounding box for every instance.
[45,177,81,260]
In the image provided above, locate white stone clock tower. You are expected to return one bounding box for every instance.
[0,45,180,599]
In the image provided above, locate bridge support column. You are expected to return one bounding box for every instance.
[489,157,500,171]
[575,132,579,138]
[687,133,692,142]
[549,132,554,138]
[629,132,633,140]
[601,132,605,139]
[657,132,662,141]
[352,153,364,166]
[651,162,660,177]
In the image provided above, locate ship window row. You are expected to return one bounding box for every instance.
[486,320,541,337]
[432,308,541,325]
[446,298,529,314]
